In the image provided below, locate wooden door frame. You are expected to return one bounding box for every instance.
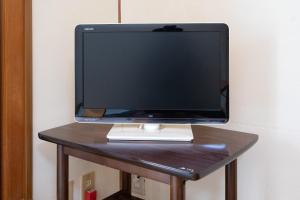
[0,0,32,199]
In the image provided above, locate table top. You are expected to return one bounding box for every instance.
[39,123,258,180]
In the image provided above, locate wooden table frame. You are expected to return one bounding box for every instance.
[57,144,237,200]
[38,123,257,200]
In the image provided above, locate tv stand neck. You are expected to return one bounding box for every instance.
[140,123,161,131]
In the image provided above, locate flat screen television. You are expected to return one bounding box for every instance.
[75,23,229,127]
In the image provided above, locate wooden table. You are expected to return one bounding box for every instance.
[38,123,258,200]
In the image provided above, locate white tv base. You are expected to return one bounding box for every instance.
[106,124,194,142]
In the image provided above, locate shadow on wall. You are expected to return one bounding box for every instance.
[229,24,278,129]
[37,141,57,165]
[186,167,225,200]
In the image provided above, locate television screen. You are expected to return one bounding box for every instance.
[75,24,229,123]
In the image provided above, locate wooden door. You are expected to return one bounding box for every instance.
[0,0,32,199]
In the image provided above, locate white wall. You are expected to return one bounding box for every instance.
[122,0,300,199]
[33,0,300,199]
[32,1,119,199]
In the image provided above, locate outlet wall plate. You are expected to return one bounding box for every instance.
[81,171,95,200]
[131,175,146,198]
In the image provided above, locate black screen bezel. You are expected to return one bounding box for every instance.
[75,23,229,124]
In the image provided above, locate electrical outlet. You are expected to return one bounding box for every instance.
[69,180,74,200]
[131,175,145,197]
[81,171,95,200]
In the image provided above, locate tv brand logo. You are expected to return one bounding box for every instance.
[84,27,95,31]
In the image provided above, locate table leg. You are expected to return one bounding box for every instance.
[226,159,237,200]
[170,176,185,200]
[57,145,69,200]
[120,171,131,194]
